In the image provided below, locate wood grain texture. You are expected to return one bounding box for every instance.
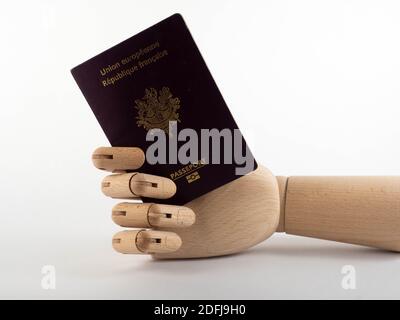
[285,176,400,251]
[102,172,176,199]
[112,203,153,228]
[92,147,145,172]
[112,230,182,254]
[153,166,280,259]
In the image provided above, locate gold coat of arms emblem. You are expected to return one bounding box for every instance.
[134,87,180,133]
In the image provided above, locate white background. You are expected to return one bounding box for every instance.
[1,0,400,299]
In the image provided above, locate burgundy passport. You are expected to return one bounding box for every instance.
[71,14,257,205]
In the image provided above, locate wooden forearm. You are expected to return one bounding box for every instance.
[277,176,400,251]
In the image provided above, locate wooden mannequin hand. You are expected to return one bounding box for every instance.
[92,147,280,259]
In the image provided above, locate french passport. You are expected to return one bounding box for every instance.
[71,14,257,205]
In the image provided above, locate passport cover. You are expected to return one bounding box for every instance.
[71,14,257,205]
